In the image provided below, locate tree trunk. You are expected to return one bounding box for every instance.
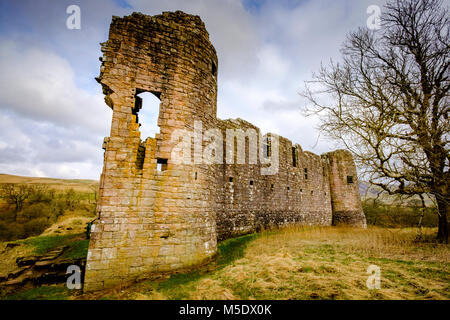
[436,196,448,243]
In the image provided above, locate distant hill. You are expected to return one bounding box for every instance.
[0,174,98,192]
[359,181,382,198]
[358,180,435,206]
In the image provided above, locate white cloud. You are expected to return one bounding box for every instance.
[0,40,111,179]
[0,39,110,135]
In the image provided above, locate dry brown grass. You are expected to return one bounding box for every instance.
[254,226,449,263]
[118,226,448,300]
[0,242,34,279]
[213,226,449,300]
[41,216,93,236]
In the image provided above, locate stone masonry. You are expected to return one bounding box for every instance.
[83,11,366,291]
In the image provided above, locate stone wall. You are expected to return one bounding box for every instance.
[84,11,366,292]
[213,118,333,240]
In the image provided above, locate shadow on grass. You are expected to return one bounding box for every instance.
[154,233,259,298]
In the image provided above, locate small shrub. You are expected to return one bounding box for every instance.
[20,203,47,220]
[363,199,438,228]
[0,221,25,241]
[23,218,50,237]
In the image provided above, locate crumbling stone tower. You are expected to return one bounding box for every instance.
[84,11,366,291]
[324,150,367,228]
[84,12,218,291]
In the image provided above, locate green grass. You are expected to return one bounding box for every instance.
[216,233,259,268]
[62,239,90,260]
[18,234,81,255]
[5,285,70,300]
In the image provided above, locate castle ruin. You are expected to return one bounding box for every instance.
[83,11,366,291]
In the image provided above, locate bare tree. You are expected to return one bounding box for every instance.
[302,0,449,242]
[0,183,33,214]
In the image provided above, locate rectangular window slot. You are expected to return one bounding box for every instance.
[292,147,297,167]
[263,137,271,158]
[250,180,254,186]
[157,158,168,172]
[271,184,274,191]
[229,177,233,183]
[304,168,308,180]
[136,143,145,170]
[347,176,354,184]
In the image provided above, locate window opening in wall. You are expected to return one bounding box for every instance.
[229,177,233,183]
[287,186,290,191]
[263,136,271,158]
[250,180,254,186]
[212,61,217,77]
[311,190,314,195]
[134,90,161,139]
[292,147,297,167]
[271,184,274,192]
[136,143,145,170]
[347,175,354,184]
[157,158,167,172]
[195,172,197,180]
[304,168,308,180]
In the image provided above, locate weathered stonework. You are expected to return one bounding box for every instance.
[83,11,366,292]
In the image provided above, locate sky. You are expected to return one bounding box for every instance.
[0,0,388,180]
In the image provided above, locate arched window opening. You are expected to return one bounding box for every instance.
[134,90,161,139]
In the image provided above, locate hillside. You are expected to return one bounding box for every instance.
[0,174,98,192]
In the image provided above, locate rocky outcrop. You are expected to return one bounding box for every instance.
[0,244,85,293]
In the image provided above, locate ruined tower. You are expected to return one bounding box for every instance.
[84,11,218,291]
[324,150,367,228]
[84,11,366,291]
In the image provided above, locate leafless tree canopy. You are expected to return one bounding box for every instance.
[302,0,449,241]
[0,183,34,212]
